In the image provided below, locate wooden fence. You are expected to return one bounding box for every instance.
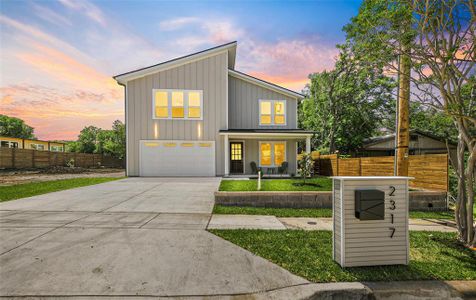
[0,148,124,169]
[306,152,448,191]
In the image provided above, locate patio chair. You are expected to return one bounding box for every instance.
[250,161,258,174]
[278,161,288,176]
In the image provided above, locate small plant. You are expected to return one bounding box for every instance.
[298,152,314,184]
[290,173,295,178]
[66,158,75,169]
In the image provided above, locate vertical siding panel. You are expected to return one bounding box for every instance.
[184,63,192,140]
[228,76,298,129]
[177,65,185,140]
[165,69,173,139]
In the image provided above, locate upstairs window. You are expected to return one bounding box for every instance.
[259,100,286,125]
[153,89,203,120]
[171,91,184,118]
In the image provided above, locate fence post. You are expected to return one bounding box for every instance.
[11,148,15,169]
[359,157,362,176]
[32,149,35,168]
[336,154,340,176]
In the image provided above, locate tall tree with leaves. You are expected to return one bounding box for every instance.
[0,114,35,139]
[300,44,395,153]
[345,0,475,246]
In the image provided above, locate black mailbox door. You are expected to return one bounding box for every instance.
[355,189,385,220]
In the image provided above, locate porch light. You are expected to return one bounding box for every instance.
[197,122,202,139]
[154,123,159,139]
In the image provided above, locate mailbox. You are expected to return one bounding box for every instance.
[332,176,411,267]
[355,189,385,220]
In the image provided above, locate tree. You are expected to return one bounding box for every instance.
[300,44,395,154]
[344,0,475,246]
[382,100,459,142]
[298,152,313,184]
[74,121,125,158]
[77,126,101,153]
[0,114,35,139]
[97,120,126,159]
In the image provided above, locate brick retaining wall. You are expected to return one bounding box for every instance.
[215,190,447,211]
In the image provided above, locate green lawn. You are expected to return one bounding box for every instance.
[0,177,123,202]
[213,205,333,218]
[210,230,476,282]
[213,205,456,219]
[219,177,333,192]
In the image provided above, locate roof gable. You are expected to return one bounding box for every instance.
[114,41,237,84]
[228,69,304,99]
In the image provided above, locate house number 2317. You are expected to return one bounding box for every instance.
[389,186,396,238]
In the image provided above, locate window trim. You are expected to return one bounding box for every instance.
[30,143,45,151]
[259,99,287,126]
[152,89,203,120]
[258,141,287,167]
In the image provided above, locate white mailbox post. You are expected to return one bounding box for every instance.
[332,176,411,267]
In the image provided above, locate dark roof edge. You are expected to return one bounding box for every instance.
[113,41,237,80]
[228,69,305,99]
[364,129,457,146]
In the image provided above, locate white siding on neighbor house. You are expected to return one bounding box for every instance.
[228,75,298,129]
[126,52,228,176]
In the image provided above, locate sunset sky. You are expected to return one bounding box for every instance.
[0,0,361,141]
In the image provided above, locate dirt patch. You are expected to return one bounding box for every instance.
[0,168,125,186]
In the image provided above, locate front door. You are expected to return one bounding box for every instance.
[230,142,244,174]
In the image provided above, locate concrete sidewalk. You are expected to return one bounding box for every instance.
[208,215,458,232]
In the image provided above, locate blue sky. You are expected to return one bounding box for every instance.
[0,0,361,140]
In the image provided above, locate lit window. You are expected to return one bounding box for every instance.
[260,143,271,166]
[153,89,202,120]
[274,143,285,165]
[259,141,286,167]
[260,101,271,124]
[188,92,201,118]
[199,143,212,147]
[259,100,286,125]
[172,92,184,118]
[164,143,176,147]
[155,91,168,118]
[181,143,194,147]
[274,101,285,124]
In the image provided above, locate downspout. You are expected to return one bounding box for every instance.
[117,81,127,175]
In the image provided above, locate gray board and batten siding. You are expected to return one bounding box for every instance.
[125,51,228,176]
[228,74,298,130]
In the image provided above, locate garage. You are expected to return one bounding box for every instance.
[139,140,215,176]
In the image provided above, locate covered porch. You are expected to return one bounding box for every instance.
[219,129,313,177]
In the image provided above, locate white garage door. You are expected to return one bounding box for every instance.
[139,140,215,176]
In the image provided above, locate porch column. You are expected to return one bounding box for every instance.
[224,134,229,176]
[306,135,311,153]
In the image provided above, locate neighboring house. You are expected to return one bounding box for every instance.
[360,129,456,162]
[0,136,65,152]
[114,41,312,177]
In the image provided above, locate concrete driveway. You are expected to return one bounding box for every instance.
[0,177,307,297]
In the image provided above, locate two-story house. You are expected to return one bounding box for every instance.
[114,41,312,177]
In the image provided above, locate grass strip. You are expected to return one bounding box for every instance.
[210,229,475,282]
[0,177,123,202]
